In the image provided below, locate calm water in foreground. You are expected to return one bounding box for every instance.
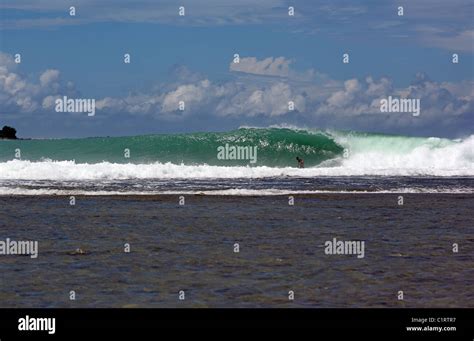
[0,192,472,308]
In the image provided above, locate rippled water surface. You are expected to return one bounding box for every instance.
[0,189,472,307]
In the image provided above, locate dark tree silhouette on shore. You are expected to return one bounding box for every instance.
[0,126,17,139]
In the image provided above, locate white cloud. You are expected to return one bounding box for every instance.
[81,66,473,129]
[39,69,60,87]
[1,52,472,135]
[320,77,393,115]
[0,52,76,114]
[216,82,306,117]
[161,79,211,113]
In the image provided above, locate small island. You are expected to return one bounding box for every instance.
[0,126,18,139]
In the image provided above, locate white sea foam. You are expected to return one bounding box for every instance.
[331,132,474,176]
[0,187,471,196]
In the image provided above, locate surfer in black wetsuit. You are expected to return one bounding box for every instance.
[296,156,304,168]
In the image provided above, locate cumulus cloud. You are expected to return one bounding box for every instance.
[94,70,307,119]
[1,51,472,136]
[0,52,76,114]
[39,69,60,87]
[162,79,211,113]
[215,82,306,117]
[318,77,394,115]
[92,66,472,131]
[315,72,473,129]
[405,73,473,117]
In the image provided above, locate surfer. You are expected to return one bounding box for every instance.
[296,156,304,168]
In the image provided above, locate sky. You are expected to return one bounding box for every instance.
[0,0,473,138]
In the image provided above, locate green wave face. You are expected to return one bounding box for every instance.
[0,128,344,167]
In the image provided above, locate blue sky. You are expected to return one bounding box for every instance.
[0,0,472,138]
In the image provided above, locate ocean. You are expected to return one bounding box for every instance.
[0,127,473,307]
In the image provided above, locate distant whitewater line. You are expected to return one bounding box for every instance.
[0,187,472,196]
[0,157,472,179]
[0,128,472,178]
